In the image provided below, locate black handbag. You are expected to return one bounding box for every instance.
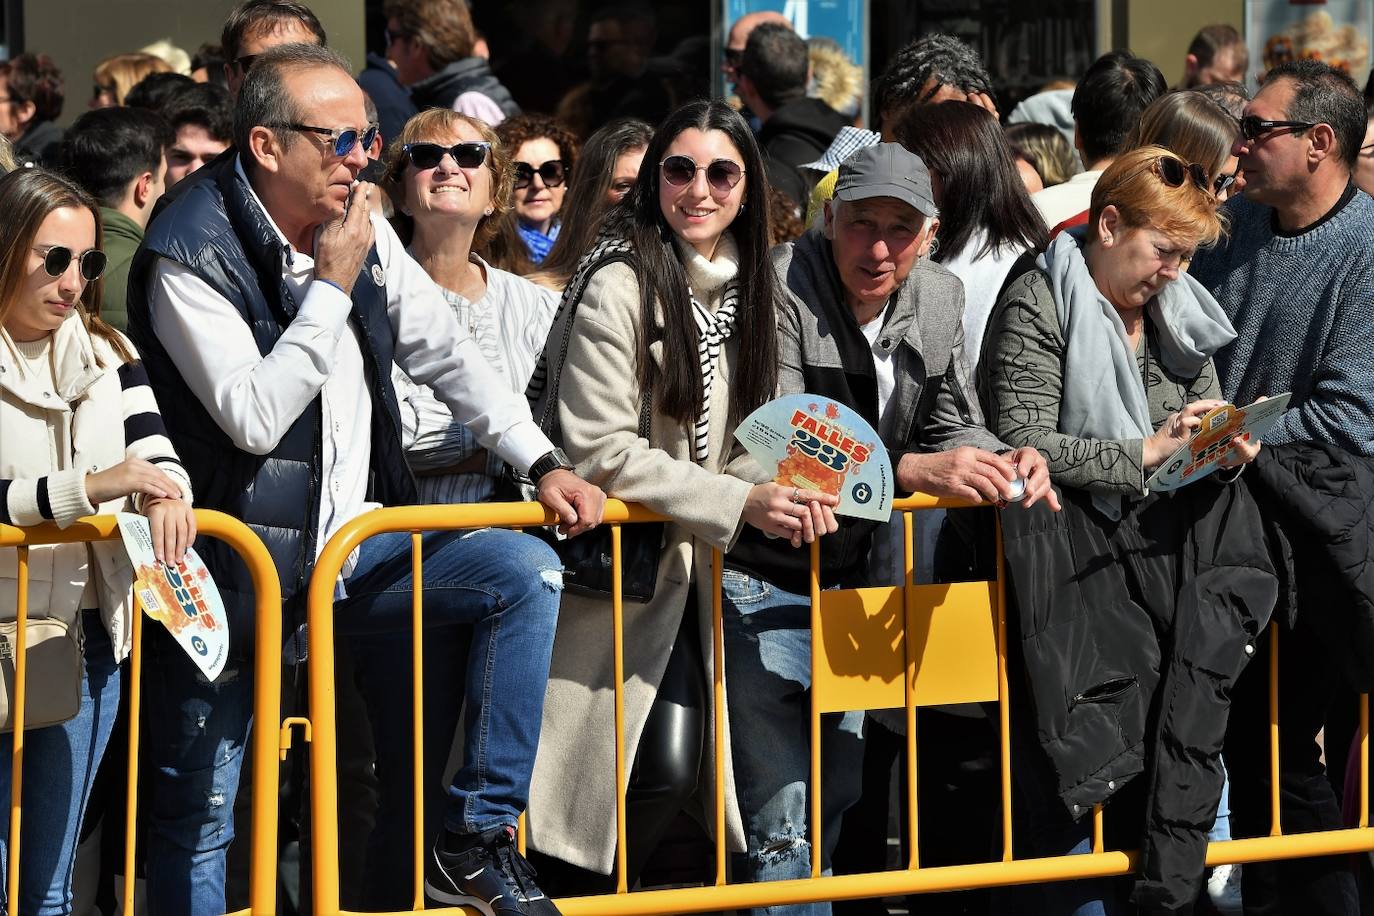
[504,238,664,602]
[551,390,664,601]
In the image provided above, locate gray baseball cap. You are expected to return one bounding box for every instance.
[833,142,939,217]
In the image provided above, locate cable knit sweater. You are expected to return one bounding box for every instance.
[1190,187,1374,456]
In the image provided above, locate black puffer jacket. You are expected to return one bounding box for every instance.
[1247,442,1374,689]
[410,57,520,119]
[1000,480,1278,911]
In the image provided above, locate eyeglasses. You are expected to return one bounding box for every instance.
[91,83,115,99]
[514,159,567,189]
[233,54,259,72]
[36,245,107,282]
[660,155,745,194]
[1239,115,1316,141]
[1152,156,1210,194]
[277,123,380,158]
[404,141,490,171]
[384,28,410,48]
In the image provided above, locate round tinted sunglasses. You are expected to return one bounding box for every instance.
[660,155,745,194]
[514,160,567,189]
[403,141,490,171]
[1152,156,1210,194]
[278,122,380,158]
[36,245,107,282]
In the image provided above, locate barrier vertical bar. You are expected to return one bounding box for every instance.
[1092,806,1105,854]
[411,533,426,910]
[1360,693,1368,829]
[122,582,145,916]
[1269,623,1281,837]
[7,546,28,909]
[995,519,1013,861]
[902,511,919,870]
[809,538,823,879]
[611,524,629,893]
[712,550,727,887]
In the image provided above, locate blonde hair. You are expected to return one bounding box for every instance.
[139,39,193,75]
[808,38,863,120]
[1089,145,1225,249]
[1125,90,1239,183]
[92,52,173,105]
[383,109,513,249]
[0,136,16,174]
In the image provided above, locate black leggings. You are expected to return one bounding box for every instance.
[534,604,706,893]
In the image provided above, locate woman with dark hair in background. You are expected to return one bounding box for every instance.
[489,113,579,267]
[898,101,1050,370]
[530,117,653,291]
[0,54,66,168]
[524,98,839,894]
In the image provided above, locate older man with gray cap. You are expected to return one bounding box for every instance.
[719,143,1055,910]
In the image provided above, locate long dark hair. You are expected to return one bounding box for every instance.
[896,101,1049,262]
[618,99,778,431]
[0,168,132,365]
[535,117,654,289]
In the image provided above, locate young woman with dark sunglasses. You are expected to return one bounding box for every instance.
[491,114,579,267]
[522,99,840,895]
[0,168,194,915]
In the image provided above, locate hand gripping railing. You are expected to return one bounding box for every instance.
[0,510,284,916]
[302,496,1373,915]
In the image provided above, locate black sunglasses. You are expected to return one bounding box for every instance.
[1240,115,1316,141]
[404,141,490,171]
[660,155,745,194]
[1213,169,1239,196]
[278,123,380,158]
[514,160,567,189]
[1152,156,1210,194]
[37,245,107,282]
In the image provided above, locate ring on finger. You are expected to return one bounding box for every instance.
[791,487,802,504]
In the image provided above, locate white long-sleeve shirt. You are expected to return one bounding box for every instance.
[149,157,554,572]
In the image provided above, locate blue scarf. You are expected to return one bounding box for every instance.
[517,220,560,264]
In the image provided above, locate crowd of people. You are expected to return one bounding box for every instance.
[1,3,1374,916]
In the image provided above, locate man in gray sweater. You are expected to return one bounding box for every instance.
[1191,58,1374,916]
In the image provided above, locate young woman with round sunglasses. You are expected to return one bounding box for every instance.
[0,168,194,915]
[492,114,579,266]
[522,99,840,893]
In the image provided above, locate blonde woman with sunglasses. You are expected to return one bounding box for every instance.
[0,168,193,915]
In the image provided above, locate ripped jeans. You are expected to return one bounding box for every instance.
[722,569,865,916]
[141,527,562,916]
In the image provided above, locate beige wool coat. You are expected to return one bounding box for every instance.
[526,234,768,874]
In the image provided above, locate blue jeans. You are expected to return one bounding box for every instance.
[141,527,562,916]
[0,609,121,916]
[721,569,865,916]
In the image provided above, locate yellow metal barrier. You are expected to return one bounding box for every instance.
[304,497,1374,915]
[0,510,284,916]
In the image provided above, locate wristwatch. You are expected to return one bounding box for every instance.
[528,448,574,483]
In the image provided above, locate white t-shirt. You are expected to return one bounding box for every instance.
[860,304,896,424]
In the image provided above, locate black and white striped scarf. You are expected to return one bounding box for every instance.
[690,282,738,462]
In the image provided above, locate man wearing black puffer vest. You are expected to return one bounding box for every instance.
[127,44,602,916]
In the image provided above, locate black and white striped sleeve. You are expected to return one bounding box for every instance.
[118,361,194,508]
[0,468,97,528]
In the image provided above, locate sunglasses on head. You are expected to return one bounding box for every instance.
[513,160,567,189]
[1239,114,1316,141]
[660,155,745,194]
[37,245,107,282]
[1152,156,1210,194]
[278,122,380,158]
[403,141,490,171]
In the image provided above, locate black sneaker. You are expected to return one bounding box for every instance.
[425,825,562,915]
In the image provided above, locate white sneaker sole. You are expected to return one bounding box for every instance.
[423,881,504,915]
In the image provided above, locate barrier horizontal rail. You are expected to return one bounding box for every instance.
[304,496,1373,915]
[0,510,284,916]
